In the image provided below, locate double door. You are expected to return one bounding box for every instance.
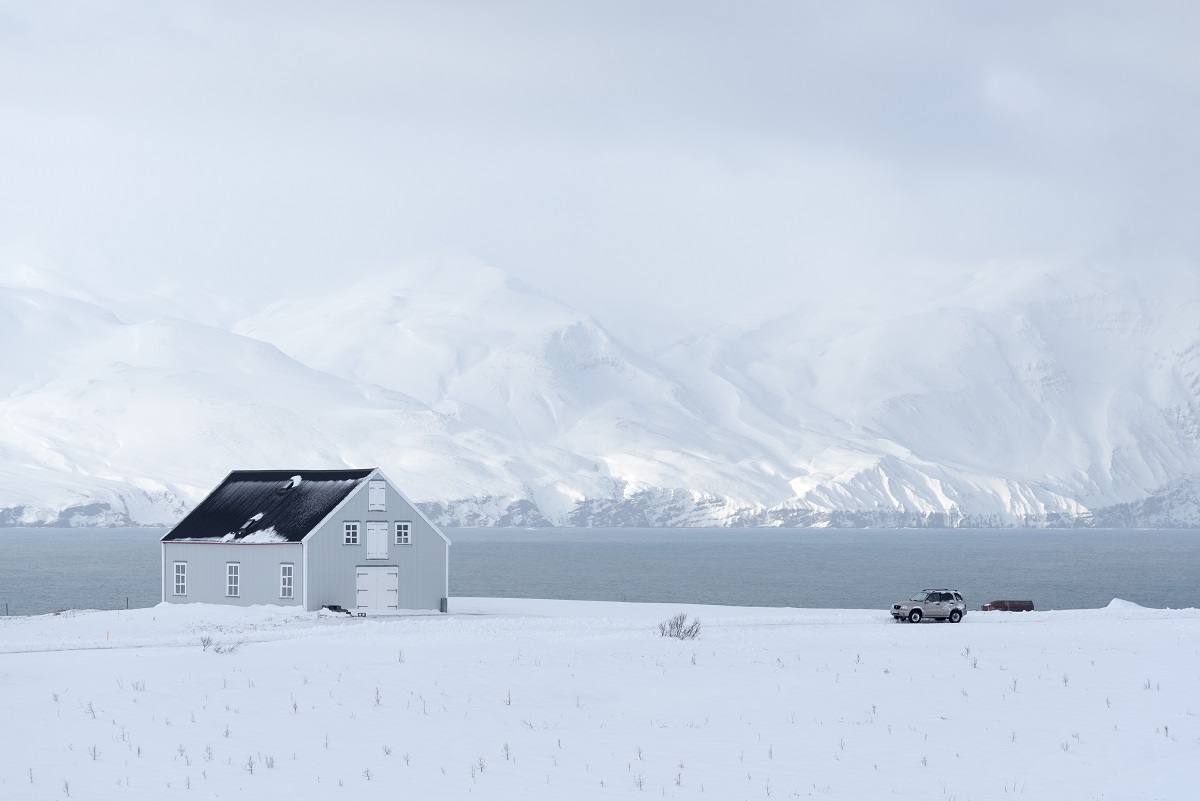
[356,566,399,610]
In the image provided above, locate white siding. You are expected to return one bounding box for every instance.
[161,543,304,607]
[305,474,448,611]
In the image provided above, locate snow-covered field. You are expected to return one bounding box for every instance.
[1,598,1197,799]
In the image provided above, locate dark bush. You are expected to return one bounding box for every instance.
[658,612,701,640]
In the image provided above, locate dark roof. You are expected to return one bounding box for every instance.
[162,469,375,543]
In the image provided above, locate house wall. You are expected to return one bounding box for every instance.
[305,476,448,611]
[161,543,304,607]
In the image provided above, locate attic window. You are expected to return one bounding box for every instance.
[277,475,302,494]
[240,512,264,532]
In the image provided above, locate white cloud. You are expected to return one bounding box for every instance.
[1,1,1196,343]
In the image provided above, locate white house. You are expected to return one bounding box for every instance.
[161,469,450,612]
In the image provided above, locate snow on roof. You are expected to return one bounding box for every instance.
[162,469,374,543]
[171,526,290,544]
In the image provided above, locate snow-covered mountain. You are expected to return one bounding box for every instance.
[656,262,1200,526]
[2,258,1199,527]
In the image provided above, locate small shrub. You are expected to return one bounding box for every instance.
[658,613,701,640]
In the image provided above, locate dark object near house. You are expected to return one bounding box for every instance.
[980,600,1036,612]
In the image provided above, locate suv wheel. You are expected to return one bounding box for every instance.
[949,609,962,623]
[908,608,922,624]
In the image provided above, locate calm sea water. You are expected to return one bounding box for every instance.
[1,527,1198,616]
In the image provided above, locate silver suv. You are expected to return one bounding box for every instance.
[891,589,966,623]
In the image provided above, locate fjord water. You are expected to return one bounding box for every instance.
[1,527,1198,616]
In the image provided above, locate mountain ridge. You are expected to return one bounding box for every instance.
[3,257,1199,528]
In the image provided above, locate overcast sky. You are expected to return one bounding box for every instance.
[1,1,1197,342]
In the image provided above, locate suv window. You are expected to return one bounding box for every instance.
[953,593,963,602]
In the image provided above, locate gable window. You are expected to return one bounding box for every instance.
[344,521,360,545]
[280,564,294,599]
[395,521,411,545]
[173,562,187,596]
[366,522,388,559]
[368,480,386,512]
[226,563,240,597]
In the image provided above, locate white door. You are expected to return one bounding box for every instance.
[368,480,386,511]
[365,522,388,559]
[356,567,399,610]
[382,568,399,608]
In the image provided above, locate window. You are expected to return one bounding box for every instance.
[366,522,388,559]
[173,562,187,596]
[344,521,360,545]
[394,521,411,545]
[226,563,240,597]
[368,480,386,512]
[280,564,294,599]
